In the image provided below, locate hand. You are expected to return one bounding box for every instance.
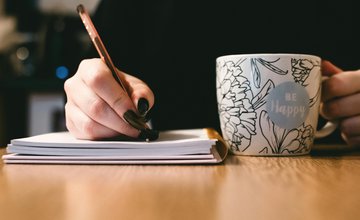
[321,60,360,147]
[64,58,155,140]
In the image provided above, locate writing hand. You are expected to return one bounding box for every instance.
[64,58,156,140]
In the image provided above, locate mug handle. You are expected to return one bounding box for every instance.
[315,76,338,138]
[315,120,338,138]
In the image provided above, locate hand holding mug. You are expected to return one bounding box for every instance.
[321,60,360,147]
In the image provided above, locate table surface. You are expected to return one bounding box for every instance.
[1,145,360,220]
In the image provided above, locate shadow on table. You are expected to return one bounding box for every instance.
[310,144,360,157]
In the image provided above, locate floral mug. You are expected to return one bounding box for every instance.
[216,54,337,156]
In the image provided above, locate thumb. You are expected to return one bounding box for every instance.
[322,60,343,76]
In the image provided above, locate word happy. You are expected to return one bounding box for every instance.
[270,92,306,118]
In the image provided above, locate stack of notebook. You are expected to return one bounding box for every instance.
[2,128,228,165]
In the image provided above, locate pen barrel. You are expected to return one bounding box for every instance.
[94,37,129,95]
[77,4,129,96]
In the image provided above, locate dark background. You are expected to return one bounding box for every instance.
[0,0,359,145]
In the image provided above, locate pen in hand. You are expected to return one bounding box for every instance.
[76,4,158,141]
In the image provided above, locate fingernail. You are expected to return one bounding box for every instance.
[138,128,159,141]
[123,110,158,141]
[137,98,149,116]
[123,110,147,130]
[143,107,153,122]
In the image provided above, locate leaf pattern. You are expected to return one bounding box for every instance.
[217,55,319,155]
[252,79,275,110]
[291,58,321,108]
[251,58,261,88]
[291,58,320,86]
[259,110,278,153]
[259,110,313,154]
[257,58,288,75]
[309,86,321,107]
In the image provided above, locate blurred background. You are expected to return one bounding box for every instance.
[0,0,100,146]
[0,0,358,147]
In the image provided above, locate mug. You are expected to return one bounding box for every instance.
[216,53,337,156]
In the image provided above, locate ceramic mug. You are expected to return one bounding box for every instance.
[216,54,337,156]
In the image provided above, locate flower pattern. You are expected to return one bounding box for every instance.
[217,60,275,152]
[217,60,257,152]
[291,58,321,107]
[217,56,319,155]
[259,110,314,154]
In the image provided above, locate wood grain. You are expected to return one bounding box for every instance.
[1,146,360,220]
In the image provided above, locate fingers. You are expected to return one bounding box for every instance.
[64,58,156,140]
[78,59,136,117]
[340,115,360,147]
[321,92,360,120]
[321,72,360,121]
[321,69,360,102]
[65,102,122,140]
[320,61,360,147]
[64,73,140,138]
[122,71,154,116]
[321,60,343,76]
[321,60,360,119]
[342,134,360,147]
[340,115,360,138]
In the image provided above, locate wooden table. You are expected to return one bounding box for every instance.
[1,145,360,220]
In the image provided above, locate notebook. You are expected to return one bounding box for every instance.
[2,128,228,165]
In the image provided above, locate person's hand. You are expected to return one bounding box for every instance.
[64,58,156,140]
[321,60,360,147]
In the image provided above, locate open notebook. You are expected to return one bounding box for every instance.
[2,128,228,165]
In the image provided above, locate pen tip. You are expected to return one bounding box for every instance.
[76,4,84,13]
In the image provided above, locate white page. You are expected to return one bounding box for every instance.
[10,129,216,149]
[3,158,219,165]
[2,153,215,160]
[7,129,217,156]
[3,128,228,165]
[7,144,212,156]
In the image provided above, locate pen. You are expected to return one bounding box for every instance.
[76,4,158,141]
[76,4,128,95]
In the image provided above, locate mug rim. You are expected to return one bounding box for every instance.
[216,53,321,61]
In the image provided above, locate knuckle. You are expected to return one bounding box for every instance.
[86,68,107,89]
[325,75,345,95]
[87,99,107,118]
[111,95,126,110]
[79,59,108,89]
[79,59,90,67]
[136,84,152,97]
[64,103,72,123]
[339,121,350,136]
[339,118,357,137]
[64,102,71,113]
[65,119,75,134]
[79,59,96,70]
[64,105,77,134]
[81,118,98,140]
[77,59,87,71]
[63,77,73,93]
[323,101,340,118]
[65,118,73,132]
